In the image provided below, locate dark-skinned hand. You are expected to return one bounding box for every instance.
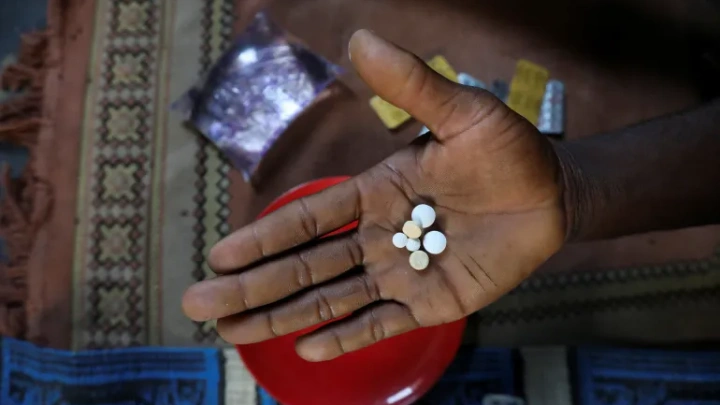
[182,30,568,362]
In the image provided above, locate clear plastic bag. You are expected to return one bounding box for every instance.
[174,12,342,180]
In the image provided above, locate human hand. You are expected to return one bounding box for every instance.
[182,30,569,361]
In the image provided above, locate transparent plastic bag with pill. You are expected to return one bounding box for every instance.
[173,11,343,180]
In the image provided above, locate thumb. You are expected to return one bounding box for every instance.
[349,29,501,141]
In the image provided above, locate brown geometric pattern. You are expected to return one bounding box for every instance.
[85,273,144,347]
[94,151,148,205]
[191,0,234,344]
[464,237,720,347]
[516,252,718,294]
[487,245,720,324]
[485,283,720,325]
[73,0,162,349]
[99,99,151,145]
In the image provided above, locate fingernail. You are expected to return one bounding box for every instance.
[349,29,374,61]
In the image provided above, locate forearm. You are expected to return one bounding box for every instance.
[559,99,720,241]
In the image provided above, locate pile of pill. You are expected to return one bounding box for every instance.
[392,204,447,271]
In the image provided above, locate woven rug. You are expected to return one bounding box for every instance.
[70,0,240,348]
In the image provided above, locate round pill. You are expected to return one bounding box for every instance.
[411,204,436,229]
[406,238,421,252]
[402,220,422,239]
[423,231,447,255]
[409,250,430,271]
[392,233,408,248]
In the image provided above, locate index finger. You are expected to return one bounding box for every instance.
[208,178,362,272]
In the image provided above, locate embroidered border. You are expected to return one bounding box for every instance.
[74,0,164,349]
[191,0,234,344]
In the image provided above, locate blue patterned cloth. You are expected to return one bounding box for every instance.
[258,347,516,405]
[0,338,223,405]
[577,346,720,405]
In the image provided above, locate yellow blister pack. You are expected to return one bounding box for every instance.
[506,59,549,126]
[369,55,459,129]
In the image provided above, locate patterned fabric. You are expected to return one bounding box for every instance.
[472,242,720,346]
[576,347,720,404]
[223,348,259,405]
[191,0,234,345]
[8,339,720,405]
[74,0,166,348]
[73,0,234,349]
[521,347,572,405]
[0,337,223,405]
[417,348,516,405]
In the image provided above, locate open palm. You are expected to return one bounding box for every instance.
[183,30,568,361]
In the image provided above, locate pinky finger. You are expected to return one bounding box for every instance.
[294,302,421,362]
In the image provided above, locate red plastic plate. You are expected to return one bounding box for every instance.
[237,176,466,405]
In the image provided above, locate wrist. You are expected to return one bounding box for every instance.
[553,142,595,243]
